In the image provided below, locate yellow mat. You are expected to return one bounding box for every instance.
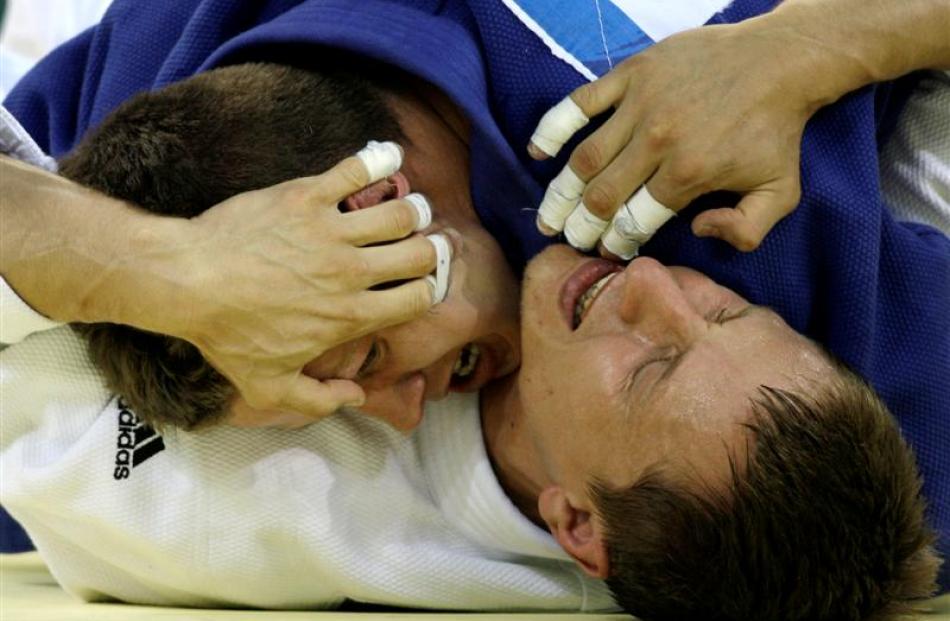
[2,553,948,620]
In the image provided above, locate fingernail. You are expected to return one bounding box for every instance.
[356,140,403,181]
[527,142,548,160]
[405,193,432,231]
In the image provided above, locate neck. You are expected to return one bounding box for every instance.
[480,374,549,529]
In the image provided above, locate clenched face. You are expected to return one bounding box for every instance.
[231,83,522,430]
[516,244,832,494]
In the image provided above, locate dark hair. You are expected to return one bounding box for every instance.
[591,363,940,621]
[59,62,404,429]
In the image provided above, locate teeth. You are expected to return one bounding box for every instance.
[453,344,480,379]
[574,273,618,327]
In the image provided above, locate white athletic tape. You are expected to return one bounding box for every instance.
[356,140,403,182]
[529,97,590,158]
[601,227,641,261]
[602,186,675,259]
[424,233,452,304]
[624,185,676,233]
[537,165,586,233]
[405,193,432,231]
[564,203,609,252]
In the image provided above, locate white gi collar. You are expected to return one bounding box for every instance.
[417,392,571,562]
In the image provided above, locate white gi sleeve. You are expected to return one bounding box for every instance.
[880,71,950,237]
[0,106,64,343]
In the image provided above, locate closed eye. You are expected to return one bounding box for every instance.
[625,304,761,397]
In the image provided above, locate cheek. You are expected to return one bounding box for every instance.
[520,342,635,425]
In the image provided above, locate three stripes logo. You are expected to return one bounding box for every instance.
[113,397,165,480]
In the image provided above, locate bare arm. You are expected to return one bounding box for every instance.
[1,151,436,420]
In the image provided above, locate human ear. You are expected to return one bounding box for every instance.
[538,486,609,579]
[341,171,410,211]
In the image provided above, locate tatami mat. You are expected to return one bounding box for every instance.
[2,553,948,621]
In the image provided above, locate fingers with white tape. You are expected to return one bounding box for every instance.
[529,97,590,158]
[405,193,432,231]
[356,140,404,182]
[424,234,452,305]
[537,165,587,235]
[601,186,676,260]
[564,203,609,252]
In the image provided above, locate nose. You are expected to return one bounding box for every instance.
[619,257,703,345]
[359,373,427,432]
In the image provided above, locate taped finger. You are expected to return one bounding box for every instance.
[361,236,437,286]
[564,203,609,251]
[356,140,404,182]
[424,233,453,304]
[315,141,404,201]
[341,193,431,245]
[405,193,433,231]
[529,96,590,158]
[601,185,675,259]
[537,165,586,234]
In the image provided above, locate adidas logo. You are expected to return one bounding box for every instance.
[113,397,165,480]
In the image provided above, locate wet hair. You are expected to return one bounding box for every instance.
[59,61,404,430]
[591,361,940,621]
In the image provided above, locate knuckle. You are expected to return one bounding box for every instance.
[583,181,621,218]
[281,183,313,206]
[572,83,598,112]
[340,297,370,325]
[667,156,707,189]
[571,140,606,177]
[342,252,372,285]
[643,121,673,151]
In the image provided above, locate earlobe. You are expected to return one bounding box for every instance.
[538,486,610,579]
[341,171,411,211]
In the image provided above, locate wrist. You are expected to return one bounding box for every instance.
[81,215,204,339]
[737,10,872,114]
[758,0,950,108]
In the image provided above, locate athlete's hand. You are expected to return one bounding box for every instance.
[530,19,826,255]
[162,143,437,420]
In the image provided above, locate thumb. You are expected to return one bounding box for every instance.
[280,375,366,421]
[692,187,799,252]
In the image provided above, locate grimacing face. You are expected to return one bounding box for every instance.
[519,245,833,497]
[229,85,521,431]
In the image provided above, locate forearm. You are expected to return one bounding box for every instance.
[748,0,950,109]
[0,155,190,333]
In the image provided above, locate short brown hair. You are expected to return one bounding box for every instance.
[59,61,404,430]
[592,363,940,621]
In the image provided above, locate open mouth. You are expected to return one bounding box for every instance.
[560,259,623,330]
[449,340,507,393]
[452,343,480,381]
